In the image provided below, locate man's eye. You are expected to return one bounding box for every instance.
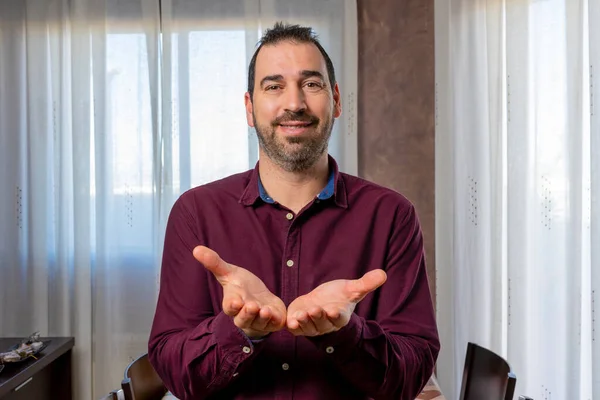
[305,82,324,89]
[266,85,281,91]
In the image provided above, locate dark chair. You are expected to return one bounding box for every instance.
[121,353,168,400]
[459,342,517,400]
[99,390,120,400]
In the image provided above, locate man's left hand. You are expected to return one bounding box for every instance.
[286,269,387,337]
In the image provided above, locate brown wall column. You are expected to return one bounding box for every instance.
[357,0,436,305]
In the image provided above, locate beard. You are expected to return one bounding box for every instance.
[253,110,334,173]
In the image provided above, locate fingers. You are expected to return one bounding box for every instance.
[287,305,345,335]
[286,310,300,330]
[223,293,244,316]
[252,306,274,332]
[193,246,233,279]
[231,302,286,333]
[308,306,336,333]
[233,301,260,328]
[288,307,339,336]
[296,311,318,335]
[322,305,346,328]
[256,306,287,331]
[265,307,286,330]
[345,269,387,302]
[288,310,319,336]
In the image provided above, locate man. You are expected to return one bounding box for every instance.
[149,22,439,400]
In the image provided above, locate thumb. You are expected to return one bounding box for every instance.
[193,246,233,279]
[346,269,387,302]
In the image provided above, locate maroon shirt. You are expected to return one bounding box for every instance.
[149,157,439,400]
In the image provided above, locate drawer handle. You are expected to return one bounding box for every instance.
[15,377,33,391]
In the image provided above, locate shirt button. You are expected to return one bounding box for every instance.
[326,346,335,354]
[242,346,251,354]
[286,212,294,220]
[282,363,290,371]
[286,260,294,267]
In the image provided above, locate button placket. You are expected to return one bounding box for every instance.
[282,221,300,306]
[281,212,301,373]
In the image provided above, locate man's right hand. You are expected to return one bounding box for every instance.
[193,245,286,339]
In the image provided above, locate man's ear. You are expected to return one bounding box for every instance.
[244,92,255,127]
[333,83,342,118]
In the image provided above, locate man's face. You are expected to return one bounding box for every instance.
[245,41,342,172]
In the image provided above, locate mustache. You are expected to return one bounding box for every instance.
[273,112,319,125]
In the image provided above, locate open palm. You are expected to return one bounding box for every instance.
[193,246,286,339]
[287,270,387,336]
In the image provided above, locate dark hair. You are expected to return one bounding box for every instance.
[247,22,336,99]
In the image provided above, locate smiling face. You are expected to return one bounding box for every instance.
[245,41,342,173]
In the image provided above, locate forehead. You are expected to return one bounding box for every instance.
[254,41,329,80]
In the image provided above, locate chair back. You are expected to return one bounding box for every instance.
[459,342,517,400]
[121,353,167,400]
[99,390,120,400]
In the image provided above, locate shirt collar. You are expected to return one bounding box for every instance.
[238,155,348,208]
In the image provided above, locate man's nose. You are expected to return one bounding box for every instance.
[283,85,307,113]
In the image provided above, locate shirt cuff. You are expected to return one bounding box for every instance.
[211,311,265,365]
[198,312,267,388]
[249,333,271,343]
[307,313,364,362]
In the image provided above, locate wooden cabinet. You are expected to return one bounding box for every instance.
[0,337,74,400]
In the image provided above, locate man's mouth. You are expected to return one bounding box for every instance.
[279,121,314,128]
[276,120,315,135]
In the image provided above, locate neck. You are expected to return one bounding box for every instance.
[258,152,330,214]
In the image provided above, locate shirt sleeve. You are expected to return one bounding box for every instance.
[148,195,265,399]
[307,203,440,400]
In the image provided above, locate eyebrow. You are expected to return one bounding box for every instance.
[259,74,284,88]
[300,70,325,81]
[259,70,326,88]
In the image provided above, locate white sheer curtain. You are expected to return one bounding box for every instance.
[0,0,357,398]
[435,0,599,399]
